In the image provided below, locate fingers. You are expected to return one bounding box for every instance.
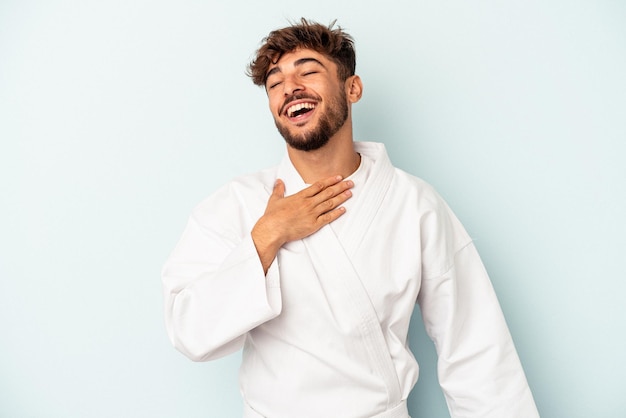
[262,175,352,243]
[290,175,353,221]
[303,176,354,204]
[316,186,352,213]
[313,179,353,210]
[317,206,347,227]
[301,175,345,197]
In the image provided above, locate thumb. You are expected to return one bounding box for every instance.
[271,179,285,200]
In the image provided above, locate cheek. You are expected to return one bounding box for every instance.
[267,95,282,117]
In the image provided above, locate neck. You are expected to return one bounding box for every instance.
[287,125,360,184]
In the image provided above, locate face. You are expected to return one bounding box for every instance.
[265,49,349,151]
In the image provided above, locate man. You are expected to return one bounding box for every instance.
[162,19,539,418]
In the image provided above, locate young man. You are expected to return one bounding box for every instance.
[163,19,539,418]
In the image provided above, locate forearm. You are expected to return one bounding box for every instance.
[163,219,282,361]
[419,243,539,418]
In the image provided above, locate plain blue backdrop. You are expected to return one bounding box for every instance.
[1,1,625,417]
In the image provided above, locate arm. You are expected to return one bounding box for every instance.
[417,194,539,417]
[162,212,280,361]
[162,175,353,361]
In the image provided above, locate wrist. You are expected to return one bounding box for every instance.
[251,219,284,274]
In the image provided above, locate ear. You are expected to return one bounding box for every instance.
[345,75,363,103]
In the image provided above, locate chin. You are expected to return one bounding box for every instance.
[286,135,330,152]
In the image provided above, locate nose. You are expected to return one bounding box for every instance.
[283,76,304,96]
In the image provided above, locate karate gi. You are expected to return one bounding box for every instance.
[162,142,539,418]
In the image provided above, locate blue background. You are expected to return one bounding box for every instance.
[1,1,625,417]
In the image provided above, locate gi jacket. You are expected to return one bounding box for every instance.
[162,142,539,418]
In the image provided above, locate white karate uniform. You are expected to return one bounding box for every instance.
[162,142,539,418]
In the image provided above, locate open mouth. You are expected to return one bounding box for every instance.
[285,102,317,119]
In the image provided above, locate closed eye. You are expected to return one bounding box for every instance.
[266,75,283,89]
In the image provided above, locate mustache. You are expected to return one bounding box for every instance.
[280,93,321,115]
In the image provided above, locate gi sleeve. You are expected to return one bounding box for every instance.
[416,192,539,418]
[162,195,282,362]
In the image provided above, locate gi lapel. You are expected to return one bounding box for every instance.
[338,142,395,257]
[302,226,402,409]
[277,142,395,258]
[277,142,402,408]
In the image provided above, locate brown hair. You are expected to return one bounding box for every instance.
[247,18,356,86]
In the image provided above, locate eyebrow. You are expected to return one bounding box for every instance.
[265,57,326,81]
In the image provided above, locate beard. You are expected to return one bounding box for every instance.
[274,87,349,152]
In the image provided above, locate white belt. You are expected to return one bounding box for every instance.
[243,399,409,418]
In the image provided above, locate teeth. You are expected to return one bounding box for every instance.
[287,102,316,117]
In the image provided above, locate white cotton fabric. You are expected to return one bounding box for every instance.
[162,142,539,418]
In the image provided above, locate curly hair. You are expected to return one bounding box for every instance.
[247,18,356,87]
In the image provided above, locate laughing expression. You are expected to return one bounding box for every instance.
[265,49,349,151]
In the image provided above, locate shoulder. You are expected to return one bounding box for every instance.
[191,166,277,229]
[391,167,447,210]
[357,141,444,208]
[391,167,473,271]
